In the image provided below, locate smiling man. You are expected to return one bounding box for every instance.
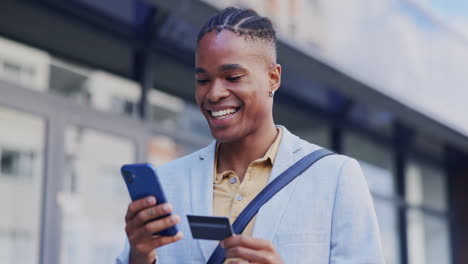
[116,7,384,264]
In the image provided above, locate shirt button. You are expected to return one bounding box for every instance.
[236,194,243,201]
[230,178,237,184]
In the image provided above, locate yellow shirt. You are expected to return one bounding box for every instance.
[213,127,283,237]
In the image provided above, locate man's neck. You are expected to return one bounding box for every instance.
[217,124,278,182]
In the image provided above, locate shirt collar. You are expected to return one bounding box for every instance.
[213,127,283,183]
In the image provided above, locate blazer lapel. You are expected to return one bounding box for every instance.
[190,141,219,261]
[252,126,303,241]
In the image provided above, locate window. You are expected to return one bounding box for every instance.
[406,159,451,264]
[344,131,400,264]
[0,37,49,91]
[274,104,330,148]
[0,149,35,180]
[49,62,91,105]
[59,126,135,264]
[0,149,20,177]
[111,96,136,117]
[348,103,393,137]
[0,228,34,263]
[0,106,45,264]
[0,59,37,86]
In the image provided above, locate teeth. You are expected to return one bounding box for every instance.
[211,108,238,118]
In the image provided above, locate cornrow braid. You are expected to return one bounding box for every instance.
[197,7,277,49]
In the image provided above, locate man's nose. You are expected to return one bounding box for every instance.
[207,80,229,103]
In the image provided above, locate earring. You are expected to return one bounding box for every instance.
[269,91,275,97]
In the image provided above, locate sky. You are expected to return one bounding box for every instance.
[424,0,468,14]
[421,0,468,38]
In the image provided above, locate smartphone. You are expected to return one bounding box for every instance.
[121,163,178,236]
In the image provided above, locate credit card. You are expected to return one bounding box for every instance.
[187,215,234,240]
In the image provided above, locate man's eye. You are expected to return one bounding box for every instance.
[196,79,209,85]
[226,76,243,82]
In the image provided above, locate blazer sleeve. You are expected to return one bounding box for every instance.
[115,238,130,264]
[329,158,385,264]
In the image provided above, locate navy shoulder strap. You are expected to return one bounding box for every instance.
[207,148,335,264]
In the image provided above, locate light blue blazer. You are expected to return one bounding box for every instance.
[116,126,385,263]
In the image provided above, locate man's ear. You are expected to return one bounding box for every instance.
[269,64,282,93]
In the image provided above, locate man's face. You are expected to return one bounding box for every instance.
[195,30,279,143]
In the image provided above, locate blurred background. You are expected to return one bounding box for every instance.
[0,0,467,263]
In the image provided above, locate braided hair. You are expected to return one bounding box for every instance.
[197,7,277,57]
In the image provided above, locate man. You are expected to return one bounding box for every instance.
[117,7,384,264]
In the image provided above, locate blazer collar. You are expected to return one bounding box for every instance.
[252,126,305,241]
[268,125,303,183]
[191,141,219,261]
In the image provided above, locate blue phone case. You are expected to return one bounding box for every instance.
[121,163,178,236]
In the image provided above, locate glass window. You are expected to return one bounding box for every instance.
[0,37,49,92]
[0,149,21,176]
[49,60,143,117]
[49,60,92,105]
[274,105,330,148]
[147,135,184,167]
[407,210,451,264]
[348,103,393,137]
[374,199,400,264]
[0,106,45,264]
[406,159,447,211]
[111,96,136,117]
[0,149,35,179]
[145,96,213,166]
[412,134,444,162]
[59,126,135,264]
[344,131,394,196]
[3,60,22,75]
[147,90,211,141]
[358,161,394,197]
[148,89,185,127]
[405,158,450,264]
[181,104,211,140]
[343,131,399,264]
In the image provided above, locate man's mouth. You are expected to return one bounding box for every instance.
[209,108,239,120]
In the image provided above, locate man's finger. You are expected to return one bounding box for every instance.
[226,261,250,264]
[125,196,156,222]
[131,203,173,227]
[151,231,184,248]
[225,246,275,263]
[143,214,180,235]
[222,235,274,251]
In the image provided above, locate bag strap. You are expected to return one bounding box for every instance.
[207,148,335,264]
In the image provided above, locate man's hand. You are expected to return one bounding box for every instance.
[221,235,283,264]
[125,196,183,264]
